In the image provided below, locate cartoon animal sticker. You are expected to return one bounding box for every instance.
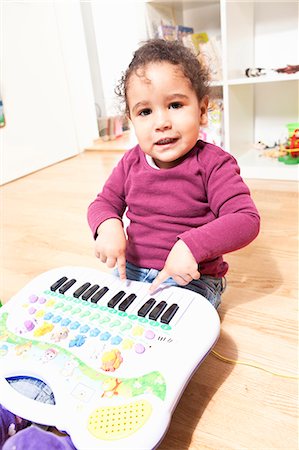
[101,349,123,372]
[15,342,32,356]
[51,327,69,342]
[41,348,58,363]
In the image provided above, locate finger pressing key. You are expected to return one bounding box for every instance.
[117,255,127,280]
[149,269,169,294]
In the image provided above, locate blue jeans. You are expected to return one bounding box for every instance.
[115,261,226,309]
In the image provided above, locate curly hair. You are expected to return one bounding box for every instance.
[115,39,210,115]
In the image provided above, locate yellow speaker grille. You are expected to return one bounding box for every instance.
[87,400,152,440]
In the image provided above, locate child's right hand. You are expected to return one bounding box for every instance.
[95,218,127,280]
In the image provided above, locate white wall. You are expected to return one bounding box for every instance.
[0,1,98,185]
[90,0,148,116]
[254,1,298,68]
[80,2,107,117]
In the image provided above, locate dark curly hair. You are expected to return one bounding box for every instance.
[115,39,210,116]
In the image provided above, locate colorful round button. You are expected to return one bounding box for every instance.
[134,343,145,354]
[145,330,155,339]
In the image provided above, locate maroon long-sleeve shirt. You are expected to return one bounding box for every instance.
[87,140,260,277]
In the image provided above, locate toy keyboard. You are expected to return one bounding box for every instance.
[0,266,220,450]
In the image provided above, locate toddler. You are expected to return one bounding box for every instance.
[87,39,260,308]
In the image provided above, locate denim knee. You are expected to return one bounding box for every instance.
[184,275,225,309]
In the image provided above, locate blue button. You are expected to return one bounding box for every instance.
[70,321,80,330]
[111,336,122,345]
[99,331,111,341]
[61,318,71,326]
[75,335,86,347]
[90,328,100,337]
[52,315,62,323]
[69,334,86,347]
[44,312,54,320]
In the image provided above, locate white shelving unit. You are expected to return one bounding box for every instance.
[146,0,299,180]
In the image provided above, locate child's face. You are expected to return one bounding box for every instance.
[127,62,208,169]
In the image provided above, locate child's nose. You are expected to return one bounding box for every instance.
[155,111,172,131]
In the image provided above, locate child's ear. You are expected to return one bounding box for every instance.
[199,95,209,126]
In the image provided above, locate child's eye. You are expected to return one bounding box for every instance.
[139,108,151,116]
[169,102,183,110]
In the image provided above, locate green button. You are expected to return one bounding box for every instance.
[90,313,101,321]
[128,314,138,321]
[148,320,160,327]
[138,317,148,324]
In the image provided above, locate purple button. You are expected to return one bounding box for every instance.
[24,320,35,331]
[28,307,37,314]
[38,297,46,304]
[29,295,38,303]
[145,330,155,340]
[135,343,145,354]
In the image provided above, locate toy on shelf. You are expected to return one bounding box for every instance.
[254,122,299,165]
[278,123,299,165]
[245,65,299,78]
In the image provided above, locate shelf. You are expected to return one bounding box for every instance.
[93,0,298,181]
[236,149,299,181]
[85,130,137,152]
[228,73,299,86]
[210,73,299,88]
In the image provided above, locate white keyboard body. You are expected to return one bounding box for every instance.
[0,266,220,450]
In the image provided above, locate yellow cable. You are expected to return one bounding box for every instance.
[211,350,299,380]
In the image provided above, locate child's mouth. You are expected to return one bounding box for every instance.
[155,138,178,145]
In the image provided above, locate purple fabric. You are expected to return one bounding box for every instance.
[2,426,77,450]
[87,140,260,277]
[0,405,28,449]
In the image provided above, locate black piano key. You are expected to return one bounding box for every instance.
[107,291,126,308]
[81,285,100,301]
[118,293,137,311]
[138,298,156,317]
[149,301,167,320]
[58,279,76,294]
[90,286,109,303]
[50,277,68,292]
[73,283,91,298]
[160,303,179,324]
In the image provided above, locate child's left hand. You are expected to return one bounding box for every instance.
[149,240,200,293]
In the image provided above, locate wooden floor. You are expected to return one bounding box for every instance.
[1,150,298,450]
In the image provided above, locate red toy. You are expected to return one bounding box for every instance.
[288,128,299,150]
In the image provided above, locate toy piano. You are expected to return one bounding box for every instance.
[0,266,220,449]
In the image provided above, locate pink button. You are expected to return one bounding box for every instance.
[145,330,155,339]
[24,320,35,331]
[28,307,36,314]
[135,343,145,354]
[29,295,38,303]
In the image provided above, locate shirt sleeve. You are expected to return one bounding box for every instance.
[178,150,260,263]
[87,156,127,239]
